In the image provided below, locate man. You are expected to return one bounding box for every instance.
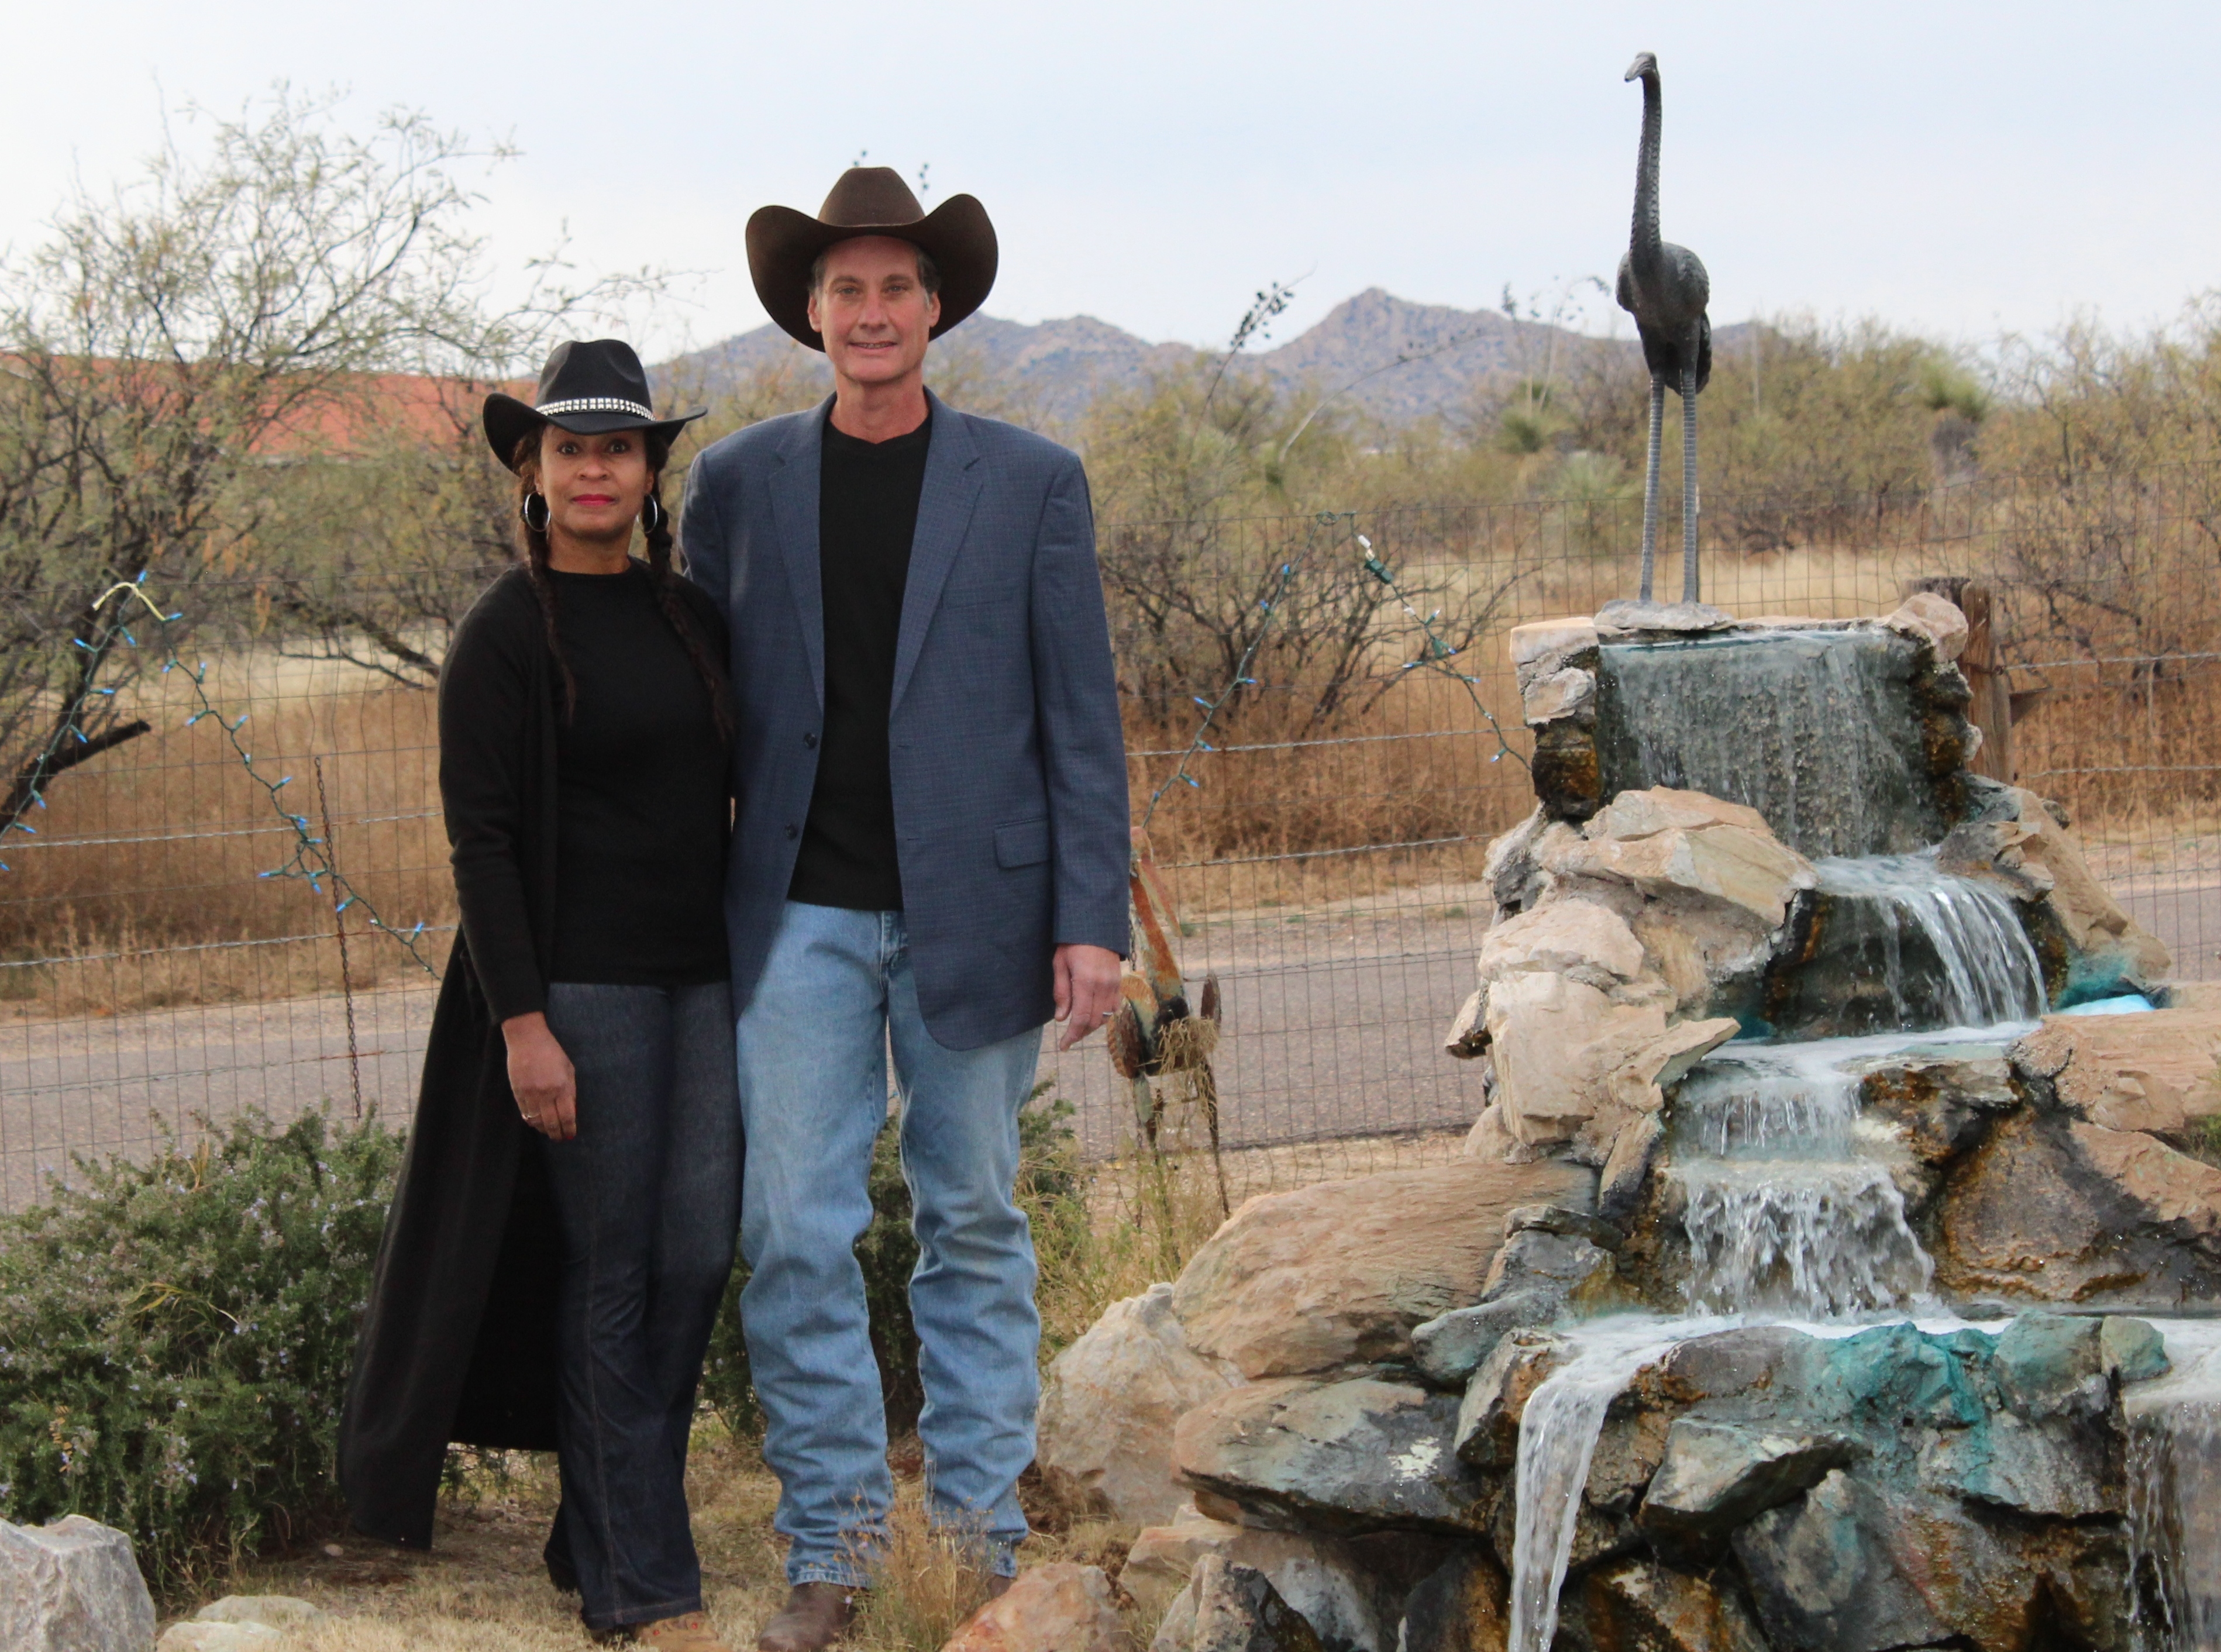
[680,168,1128,1652]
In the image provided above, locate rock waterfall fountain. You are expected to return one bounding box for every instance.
[1486,597,2202,1652]
[1121,594,2211,1652]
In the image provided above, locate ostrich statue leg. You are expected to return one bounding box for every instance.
[1679,362,1700,602]
[1639,374,1666,601]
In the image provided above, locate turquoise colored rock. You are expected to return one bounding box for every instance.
[1993,1312,2108,1419]
[1922,1410,2115,1518]
[2099,1315,2170,1384]
[1809,1322,1985,1430]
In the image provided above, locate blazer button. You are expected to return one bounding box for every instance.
[784,823,798,840]
[803,732,818,748]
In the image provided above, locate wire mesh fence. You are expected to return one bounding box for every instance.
[3,465,2218,1212]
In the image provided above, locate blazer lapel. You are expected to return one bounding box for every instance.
[768,399,831,712]
[891,390,984,714]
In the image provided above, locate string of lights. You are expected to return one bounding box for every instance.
[1358,533,1529,771]
[1139,512,1341,829]
[0,576,441,977]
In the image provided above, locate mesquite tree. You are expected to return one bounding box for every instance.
[0,88,653,813]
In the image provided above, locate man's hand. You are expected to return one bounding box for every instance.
[503,1012,579,1141]
[1053,943,1123,1053]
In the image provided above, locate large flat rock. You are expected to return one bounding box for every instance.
[2013,1002,2221,1133]
[1173,1378,1486,1536]
[1037,1284,1242,1525]
[1171,1159,1594,1378]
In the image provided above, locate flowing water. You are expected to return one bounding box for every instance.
[1506,1317,1713,1652]
[1669,850,2040,1315]
[2127,1320,2221,1650]
[1807,854,2048,1030]
[1503,851,2045,1642]
[1672,1040,1935,1317]
[1595,630,1944,857]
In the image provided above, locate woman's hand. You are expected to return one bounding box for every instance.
[503,1012,578,1141]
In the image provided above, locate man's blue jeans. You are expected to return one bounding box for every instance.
[539,980,741,1633]
[735,902,1043,1588]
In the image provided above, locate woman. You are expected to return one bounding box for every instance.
[340,339,739,1651]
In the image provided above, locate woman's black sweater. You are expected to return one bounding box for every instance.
[441,562,732,1018]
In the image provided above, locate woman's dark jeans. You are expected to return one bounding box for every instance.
[539,980,741,1632]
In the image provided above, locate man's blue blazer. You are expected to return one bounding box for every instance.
[680,390,1131,1050]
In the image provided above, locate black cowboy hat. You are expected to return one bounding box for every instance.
[745,167,997,351]
[482,339,707,471]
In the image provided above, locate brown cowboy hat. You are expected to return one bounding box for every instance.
[746,167,997,351]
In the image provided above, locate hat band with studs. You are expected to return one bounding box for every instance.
[535,396,657,420]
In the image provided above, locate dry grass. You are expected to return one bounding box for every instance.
[203,1415,1152,1650]
[0,655,451,1018]
[1034,1138,1236,1359]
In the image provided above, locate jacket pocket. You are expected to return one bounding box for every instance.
[994,818,1051,868]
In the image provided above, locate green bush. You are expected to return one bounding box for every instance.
[701,1088,1089,1440]
[0,1109,403,1596]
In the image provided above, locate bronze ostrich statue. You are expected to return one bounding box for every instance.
[1616,50,1711,605]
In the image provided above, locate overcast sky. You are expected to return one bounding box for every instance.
[8,2,2217,360]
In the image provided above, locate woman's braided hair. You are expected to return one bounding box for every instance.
[512,429,731,739]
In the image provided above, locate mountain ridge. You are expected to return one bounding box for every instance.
[665,288,1669,427]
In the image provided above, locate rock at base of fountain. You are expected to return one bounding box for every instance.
[1170,1160,1596,1379]
[1634,1419,1862,1539]
[1558,1557,1771,1652]
[1150,1555,1330,1652]
[1036,1282,1244,1526]
[1398,1549,1509,1652]
[1173,1378,1489,1537]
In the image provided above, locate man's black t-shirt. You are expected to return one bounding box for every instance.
[787,408,932,911]
[546,564,731,983]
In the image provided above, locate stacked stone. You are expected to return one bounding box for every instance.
[1040,1169,2189,1650]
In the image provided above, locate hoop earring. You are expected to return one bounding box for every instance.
[519,492,552,534]
[641,494,666,536]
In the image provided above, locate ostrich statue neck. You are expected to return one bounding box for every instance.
[1630,66,1664,280]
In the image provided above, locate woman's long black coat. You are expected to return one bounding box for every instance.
[338,570,569,1549]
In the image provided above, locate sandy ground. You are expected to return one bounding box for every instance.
[205,1436,1145,1652]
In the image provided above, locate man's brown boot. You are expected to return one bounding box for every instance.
[755,1583,858,1652]
[637,1612,734,1651]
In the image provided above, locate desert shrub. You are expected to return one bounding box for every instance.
[2186,1111,2221,1171]
[0,1109,403,1596]
[701,1088,1090,1440]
